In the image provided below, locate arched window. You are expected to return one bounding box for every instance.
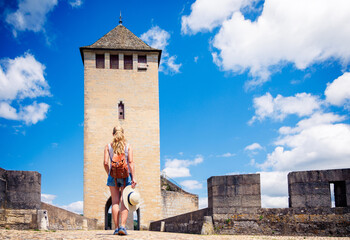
[118,101,124,119]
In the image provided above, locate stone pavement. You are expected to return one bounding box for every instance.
[1,230,349,240]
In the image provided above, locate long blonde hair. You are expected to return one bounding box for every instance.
[112,125,126,155]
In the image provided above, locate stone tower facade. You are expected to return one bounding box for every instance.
[80,21,162,229]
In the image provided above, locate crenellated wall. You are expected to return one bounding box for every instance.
[150,169,350,237]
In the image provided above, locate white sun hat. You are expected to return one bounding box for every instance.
[122,185,141,212]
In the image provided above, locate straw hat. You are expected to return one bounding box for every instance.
[122,185,141,212]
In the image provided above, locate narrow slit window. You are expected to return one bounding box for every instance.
[96,54,105,68]
[124,55,133,70]
[330,183,335,208]
[118,101,124,120]
[331,181,347,207]
[110,54,119,69]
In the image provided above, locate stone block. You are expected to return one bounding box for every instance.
[209,176,227,187]
[213,184,227,196]
[306,195,331,208]
[236,184,260,195]
[290,195,307,208]
[227,175,243,186]
[289,182,330,196]
[242,174,260,185]
[241,195,261,208]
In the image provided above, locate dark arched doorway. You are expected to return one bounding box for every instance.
[105,197,112,230]
[105,196,141,230]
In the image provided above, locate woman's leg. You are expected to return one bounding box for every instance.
[120,186,129,227]
[109,186,121,228]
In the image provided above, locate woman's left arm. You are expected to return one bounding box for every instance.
[128,145,137,188]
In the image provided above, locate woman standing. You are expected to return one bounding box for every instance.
[103,125,136,235]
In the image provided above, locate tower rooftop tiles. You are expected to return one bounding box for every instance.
[80,24,162,63]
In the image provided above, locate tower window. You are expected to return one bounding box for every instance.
[118,101,124,119]
[124,55,133,70]
[110,55,119,69]
[138,55,147,70]
[138,55,147,64]
[96,54,105,68]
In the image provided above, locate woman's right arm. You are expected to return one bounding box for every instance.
[103,145,109,174]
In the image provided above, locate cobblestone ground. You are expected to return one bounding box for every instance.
[1,230,349,240]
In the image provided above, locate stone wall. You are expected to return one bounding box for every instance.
[150,208,209,234]
[213,207,350,236]
[0,168,41,210]
[151,170,350,237]
[0,209,38,230]
[288,169,350,208]
[161,177,198,219]
[208,174,261,215]
[41,202,97,230]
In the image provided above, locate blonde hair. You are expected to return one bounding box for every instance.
[112,125,126,155]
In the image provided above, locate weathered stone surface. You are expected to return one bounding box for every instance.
[42,202,97,230]
[4,170,41,210]
[150,208,209,234]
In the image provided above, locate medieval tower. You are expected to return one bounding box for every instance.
[80,18,162,229]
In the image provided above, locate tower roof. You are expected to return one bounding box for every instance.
[80,24,162,64]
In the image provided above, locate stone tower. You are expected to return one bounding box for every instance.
[80,19,162,230]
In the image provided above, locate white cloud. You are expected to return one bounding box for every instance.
[69,0,83,8]
[217,152,236,157]
[41,193,56,204]
[6,0,58,36]
[0,53,50,101]
[250,92,321,124]
[245,143,262,151]
[261,122,350,171]
[278,112,346,135]
[20,102,49,125]
[0,53,51,125]
[180,180,203,190]
[140,26,182,74]
[61,201,84,215]
[181,0,254,34]
[0,102,18,120]
[162,155,204,178]
[194,56,199,63]
[261,195,288,208]
[198,197,208,209]
[325,72,350,108]
[183,0,350,84]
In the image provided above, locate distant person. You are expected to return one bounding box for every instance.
[104,125,136,235]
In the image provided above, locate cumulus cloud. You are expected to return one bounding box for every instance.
[162,155,203,178]
[183,0,350,84]
[61,201,84,214]
[199,197,208,209]
[41,193,56,204]
[0,53,51,125]
[245,143,262,151]
[181,0,254,34]
[260,122,350,171]
[249,92,321,124]
[180,180,203,190]
[217,152,236,157]
[140,26,182,74]
[69,0,83,8]
[5,0,58,36]
[325,72,350,108]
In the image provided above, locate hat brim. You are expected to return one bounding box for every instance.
[122,185,140,212]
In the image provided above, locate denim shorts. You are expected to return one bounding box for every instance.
[107,173,132,187]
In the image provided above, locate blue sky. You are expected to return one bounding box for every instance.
[1,0,350,213]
